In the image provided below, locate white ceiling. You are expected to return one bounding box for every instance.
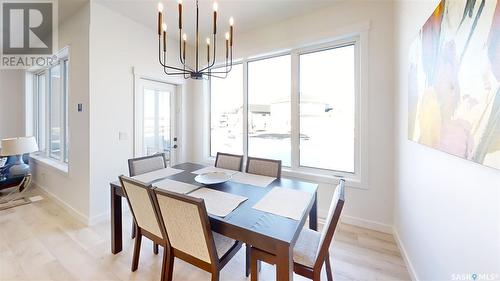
[96,0,340,40]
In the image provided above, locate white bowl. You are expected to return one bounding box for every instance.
[194,172,232,185]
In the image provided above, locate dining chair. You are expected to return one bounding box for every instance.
[150,188,243,281]
[118,176,170,280]
[245,156,282,178]
[128,153,168,177]
[244,156,282,276]
[128,153,168,253]
[215,152,244,171]
[250,179,345,281]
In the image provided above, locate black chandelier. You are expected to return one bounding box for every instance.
[157,0,234,80]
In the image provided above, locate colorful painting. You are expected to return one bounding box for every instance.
[409,0,500,170]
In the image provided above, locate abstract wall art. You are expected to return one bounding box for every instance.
[408,0,500,170]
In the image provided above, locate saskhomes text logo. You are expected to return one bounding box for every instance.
[452,273,500,281]
[1,0,57,69]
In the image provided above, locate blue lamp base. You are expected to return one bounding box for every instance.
[9,155,30,176]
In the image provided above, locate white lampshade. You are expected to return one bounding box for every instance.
[0,137,39,156]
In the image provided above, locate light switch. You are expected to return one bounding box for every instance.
[77,103,83,112]
[119,132,128,141]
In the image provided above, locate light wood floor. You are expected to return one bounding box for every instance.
[0,188,410,281]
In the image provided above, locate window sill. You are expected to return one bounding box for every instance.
[30,154,69,174]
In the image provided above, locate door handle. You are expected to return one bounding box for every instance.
[173,145,178,149]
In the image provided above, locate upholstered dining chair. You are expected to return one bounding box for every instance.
[215,152,244,171]
[150,188,243,281]
[128,153,168,253]
[244,156,282,276]
[245,156,282,178]
[118,176,169,280]
[128,153,168,177]
[250,179,345,281]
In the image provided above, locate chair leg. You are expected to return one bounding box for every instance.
[153,243,159,255]
[211,271,219,281]
[165,247,174,281]
[131,231,142,272]
[246,244,250,277]
[250,248,259,281]
[325,254,333,281]
[160,246,168,281]
[131,221,136,239]
[246,244,261,277]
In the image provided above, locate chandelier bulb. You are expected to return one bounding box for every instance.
[229,17,234,26]
[213,2,218,12]
[158,2,164,12]
[183,33,187,41]
[206,38,210,45]
[162,23,167,32]
[225,32,230,40]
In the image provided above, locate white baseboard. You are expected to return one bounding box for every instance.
[33,182,90,226]
[339,215,393,234]
[393,227,419,281]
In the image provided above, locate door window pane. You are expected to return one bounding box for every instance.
[143,87,171,157]
[49,65,62,160]
[248,55,291,166]
[143,88,156,155]
[210,64,243,156]
[299,45,355,172]
[158,90,171,154]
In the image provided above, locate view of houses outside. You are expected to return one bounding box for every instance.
[210,44,355,173]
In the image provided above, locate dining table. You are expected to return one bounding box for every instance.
[109,162,318,281]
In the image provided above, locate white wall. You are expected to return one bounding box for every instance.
[88,3,196,221]
[30,2,91,222]
[394,1,500,280]
[0,70,25,140]
[189,0,396,229]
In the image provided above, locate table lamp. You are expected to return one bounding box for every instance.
[0,137,39,176]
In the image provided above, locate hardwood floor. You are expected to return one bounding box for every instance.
[0,188,410,281]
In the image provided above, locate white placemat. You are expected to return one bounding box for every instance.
[132,167,184,183]
[153,179,200,194]
[252,187,313,220]
[191,166,239,175]
[188,188,248,217]
[230,172,276,187]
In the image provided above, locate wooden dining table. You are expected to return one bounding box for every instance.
[110,162,318,281]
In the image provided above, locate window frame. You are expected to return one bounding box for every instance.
[207,35,367,187]
[32,49,70,166]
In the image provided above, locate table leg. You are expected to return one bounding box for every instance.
[276,244,293,281]
[111,184,122,254]
[309,191,318,231]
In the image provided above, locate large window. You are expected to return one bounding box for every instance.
[209,38,360,177]
[34,57,69,163]
[210,64,244,156]
[299,45,355,172]
[248,55,291,166]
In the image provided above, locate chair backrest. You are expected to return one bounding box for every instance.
[246,157,282,178]
[215,152,244,171]
[128,153,167,176]
[151,188,218,266]
[119,176,163,239]
[315,179,345,268]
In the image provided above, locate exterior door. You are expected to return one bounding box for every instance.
[134,79,178,165]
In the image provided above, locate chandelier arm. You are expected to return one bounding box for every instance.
[178,29,195,72]
[199,33,217,72]
[158,37,191,72]
[163,50,190,75]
